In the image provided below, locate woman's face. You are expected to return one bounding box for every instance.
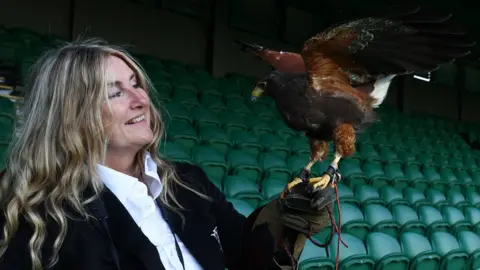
[102,55,153,155]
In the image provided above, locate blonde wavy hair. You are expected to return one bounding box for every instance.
[0,38,208,269]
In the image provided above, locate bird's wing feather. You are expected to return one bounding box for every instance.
[301,5,475,93]
[235,40,306,74]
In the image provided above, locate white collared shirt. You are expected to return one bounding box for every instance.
[97,153,203,270]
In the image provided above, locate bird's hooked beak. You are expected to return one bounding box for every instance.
[251,82,266,102]
[235,40,265,54]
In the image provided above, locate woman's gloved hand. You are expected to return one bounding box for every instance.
[277,181,336,235]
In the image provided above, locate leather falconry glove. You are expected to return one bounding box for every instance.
[241,170,338,270]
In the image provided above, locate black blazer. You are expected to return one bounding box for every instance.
[0,162,277,270]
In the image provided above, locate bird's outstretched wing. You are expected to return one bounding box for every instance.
[235,40,306,74]
[301,5,475,91]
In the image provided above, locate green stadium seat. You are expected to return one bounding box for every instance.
[425,188,449,208]
[165,120,198,148]
[0,96,15,116]
[456,231,480,269]
[163,102,191,124]
[158,141,191,163]
[259,133,290,159]
[362,161,389,188]
[223,175,263,208]
[227,150,262,183]
[288,136,310,156]
[0,141,9,170]
[397,150,419,166]
[378,146,400,164]
[446,189,469,209]
[225,99,250,116]
[197,126,232,155]
[248,103,275,122]
[365,232,409,269]
[358,143,382,162]
[199,94,226,113]
[464,157,478,171]
[258,153,291,183]
[261,177,286,201]
[439,167,462,190]
[403,187,430,209]
[417,153,435,167]
[218,111,247,135]
[455,169,475,191]
[363,204,399,238]
[379,186,408,207]
[245,117,272,137]
[404,164,429,191]
[171,87,199,108]
[441,206,472,234]
[423,166,445,191]
[190,146,228,188]
[298,239,335,270]
[175,81,197,95]
[336,183,359,205]
[355,185,384,206]
[285,154,325,179]
[190,106,221,129]
[327,233,375,270]
[463,207,480,233]
[418,205,450,237]
[388,134,407,150]
[153,84,172,103]
[269,120,297,141]
[471,171,480,186]
[464,190,480,207]
[223,88,244,101]
[356,132,372,144]
[400,232,441,270]
[0,115,14,141]
[226,198,255,217]
[0,34,24,64]
[430,231,469,270]
[448,156,464,169]
[229,130,262,158]
[392,204,426,235]
[383,163,409,189]
[337,203,370,241]
[370,133,389,146]
[338,159,368,188]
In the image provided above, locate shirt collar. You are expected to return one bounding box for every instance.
[96,152,162,202]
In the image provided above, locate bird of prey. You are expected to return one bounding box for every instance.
[237,6,475,195]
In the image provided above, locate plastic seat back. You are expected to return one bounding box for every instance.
[400,232,441,270]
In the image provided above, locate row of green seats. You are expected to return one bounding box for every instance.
[158,96,280,123]
[338,185,480,210]
[0,26,66,83]
[339,159,480,192]
[160,103,477,160]
[161,139,480,190]
[159,99,474,159]
[298,231,479,270]
[222,168,480,209]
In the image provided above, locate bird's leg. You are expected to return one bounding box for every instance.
[281,140,329,197]
[307,124,356,191]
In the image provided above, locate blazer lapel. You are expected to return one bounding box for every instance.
[163,193,226,270]
[102,190,166,270]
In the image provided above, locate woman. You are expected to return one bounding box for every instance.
[0,39,335,270]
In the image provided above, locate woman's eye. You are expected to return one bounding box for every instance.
[108,91,123,99]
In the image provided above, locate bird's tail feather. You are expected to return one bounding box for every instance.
[370,75,395,107]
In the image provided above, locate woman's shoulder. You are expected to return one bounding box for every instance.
[171,161,211,187]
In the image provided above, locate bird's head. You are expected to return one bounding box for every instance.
[251,81,266,102]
